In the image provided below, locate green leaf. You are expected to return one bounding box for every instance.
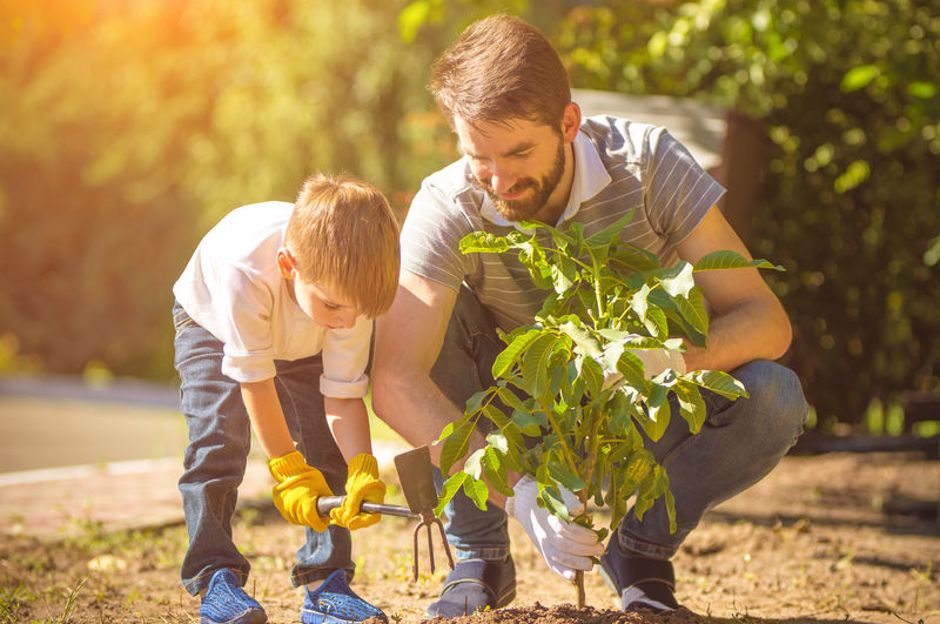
[463,448,485,479]
[495,385,527,414]
[834,159,871,194]
[459,230,511,255]
[647,288,704,345]
[512,409,542,436]
[550,258,578,294]
[577,355,605,398]
[585,209,636,249]
[439,420,474,475]
[492,329,542,379]
[644,306,669,339]
[397,0,430,43]
[559,320,602,359]
[616,350,648,390]
[641,382,671,441]
[464,389,489,416]
[433,472,467,516]
[674,287,709,335]
[907,81,937,99]
[437,420,455,442]
[841,64,880,92]
[610,243,661,273]
[537,483,573,522]
[547,457,587,493]
[673,381,707,434]
[686,370,749,400]
[462,477,489,511]
[693,250,783,272]
[485,430,509,454]
[924,236,940,267]
[482,404,511,429]
[481,447,514,497]
[664,484,677,534]
[522,333,561,398]
[659,262,695,298]
[630,283,651,324]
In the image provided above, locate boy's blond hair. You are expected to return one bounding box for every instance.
[286,174,400,318]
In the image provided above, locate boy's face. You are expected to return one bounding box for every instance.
[277,249,360,330]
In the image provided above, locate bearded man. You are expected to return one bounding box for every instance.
[372,14,807,619]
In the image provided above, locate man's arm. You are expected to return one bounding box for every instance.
[372,271,507,505]
[676,206,793,372]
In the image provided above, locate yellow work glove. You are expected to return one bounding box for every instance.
[268,450,333,532]
[329,453,386,531]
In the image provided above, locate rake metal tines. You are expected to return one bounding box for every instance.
[411,513,455,581]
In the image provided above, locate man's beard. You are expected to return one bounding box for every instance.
[477,138,566,223]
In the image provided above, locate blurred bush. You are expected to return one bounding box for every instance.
[557,0,940,424]
[2,0,937,426]
[0,0,453,379]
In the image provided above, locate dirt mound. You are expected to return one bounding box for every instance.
[419,602,696,624]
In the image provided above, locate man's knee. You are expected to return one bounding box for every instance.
[732,360,809,448]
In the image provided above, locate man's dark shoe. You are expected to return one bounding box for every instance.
[427,556,516,617]
[599,541,679,614]
[200,568,267,624]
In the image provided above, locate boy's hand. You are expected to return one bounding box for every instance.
[268,450,333,532]
[330,453,386,530]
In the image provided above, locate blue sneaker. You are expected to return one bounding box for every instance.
[200,568,267,624]
[301,569,387,624]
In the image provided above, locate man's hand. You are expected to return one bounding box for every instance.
[330,453,386,530]
[268,450,333,532]
[504,475,604,581]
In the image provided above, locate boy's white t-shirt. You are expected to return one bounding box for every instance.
[173,201,370,398]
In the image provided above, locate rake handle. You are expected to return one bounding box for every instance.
[315,495,419,519]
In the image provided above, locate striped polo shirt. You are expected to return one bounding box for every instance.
[399,115,726,330]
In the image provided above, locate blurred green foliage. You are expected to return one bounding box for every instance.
[0,0,453,378]
[1,0,937,425]
[556,0,940,424]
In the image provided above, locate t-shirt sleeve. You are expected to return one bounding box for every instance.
[399,180,475,291]
[217,268,278,383]
[320,315,371,399]
[644,128,726,246]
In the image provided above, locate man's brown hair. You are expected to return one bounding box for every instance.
[286,174,400,318]
[429,14,571,129]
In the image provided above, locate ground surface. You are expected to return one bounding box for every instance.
[1,451,938,624]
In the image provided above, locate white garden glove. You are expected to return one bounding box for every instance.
[603,338,687,389]
[504,475,605,581]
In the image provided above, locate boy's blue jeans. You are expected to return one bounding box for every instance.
[172,301,353,596]
[431,288,809,562]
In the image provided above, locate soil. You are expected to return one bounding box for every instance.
[1,452,938,623]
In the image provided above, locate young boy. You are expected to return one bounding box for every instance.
[172,174,400,624]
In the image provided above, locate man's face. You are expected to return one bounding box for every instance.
[455,115,567,222]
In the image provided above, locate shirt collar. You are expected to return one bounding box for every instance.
[479,130,612,229]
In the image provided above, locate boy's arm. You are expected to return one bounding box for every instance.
[324,397,372,462]
[242,378,334,531]
[240,378,295,458]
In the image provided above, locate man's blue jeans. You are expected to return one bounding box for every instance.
[172,301,353,596]
[431,288,809,562]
